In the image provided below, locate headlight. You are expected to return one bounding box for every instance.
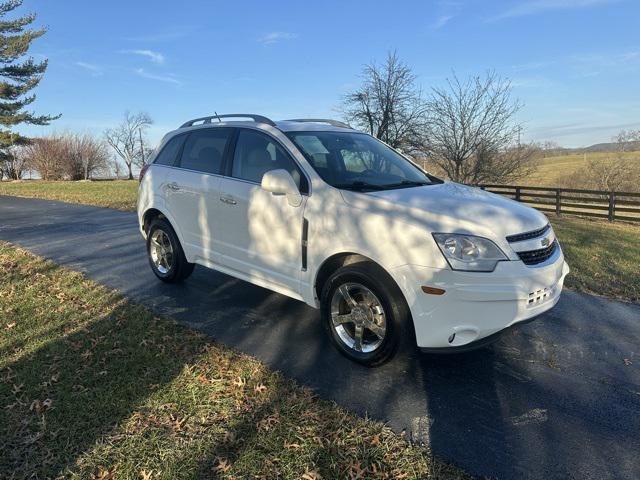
[432,233,507,272]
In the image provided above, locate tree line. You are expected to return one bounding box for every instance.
[0,111,153,181]
[341,51,639,190]
[0,0,636,190]
[0,1,154,182]
[341,51,537,185]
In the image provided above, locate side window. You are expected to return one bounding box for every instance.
[231,130,307,192]
[178,128,231,174]
[153,135,186,166]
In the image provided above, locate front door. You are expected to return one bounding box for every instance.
[215,129,308,293]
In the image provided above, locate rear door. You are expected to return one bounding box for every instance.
[163,127,233,263]
[215,128,308,294]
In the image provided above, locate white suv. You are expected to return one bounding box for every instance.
[137,114,569,366]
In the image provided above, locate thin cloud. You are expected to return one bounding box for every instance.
[490,0,620,21]
[134,68,181,85]
[509,47,640,76]
[123,49,165,64]
[511,60,557,71]
[75,61,103,77]
[530,121,640,139]
[258,32,298,45]
[432,14,455,29]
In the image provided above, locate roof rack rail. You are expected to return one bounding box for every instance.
[285,118,351,129]
[180,113,276,128]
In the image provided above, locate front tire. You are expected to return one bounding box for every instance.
[146,218,194,283]
[320,262,412,366]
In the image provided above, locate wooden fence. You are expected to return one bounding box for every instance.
[479,184,640,223]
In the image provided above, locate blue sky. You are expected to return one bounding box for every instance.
[19,0,640,147]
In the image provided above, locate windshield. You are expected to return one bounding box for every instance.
[286,131,434,191]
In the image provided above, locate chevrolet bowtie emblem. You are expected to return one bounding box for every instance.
[541,237,550,247]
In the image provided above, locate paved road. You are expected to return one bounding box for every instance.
[1,195,639,479]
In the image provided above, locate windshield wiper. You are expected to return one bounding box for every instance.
[382,180,431,188]
[334,181,387,191]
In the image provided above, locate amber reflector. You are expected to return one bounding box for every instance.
[421,286,446,295]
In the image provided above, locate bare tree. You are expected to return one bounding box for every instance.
[63,133,110,180]
[342,51,427,150]
[23,135,67,180]
[1,145,30,180]
[585,157,639,192]
[104,112,153,180]
[538,140,564,157]
[422,71,534,184]
[583,129,640,192]
[613,129,640,152]
[111,157,123,179]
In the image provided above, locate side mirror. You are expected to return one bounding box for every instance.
[261,169,303,207]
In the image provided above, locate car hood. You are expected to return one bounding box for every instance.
[339,182,549,241]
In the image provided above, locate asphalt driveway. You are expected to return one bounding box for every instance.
[1,195,639,480]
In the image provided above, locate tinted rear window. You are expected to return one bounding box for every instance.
[153,134,186,166]
[179,128,232,175]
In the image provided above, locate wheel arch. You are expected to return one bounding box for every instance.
[141,206,189,259]
[142,207,166,234]
[314,252,407,308]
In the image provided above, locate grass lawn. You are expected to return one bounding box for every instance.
[0,179,138,211]
[0,242,467,480]
[550,216,640,302]
[0,178,638,303]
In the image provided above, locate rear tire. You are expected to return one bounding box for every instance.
[320,262,413,366]
[146,218,194,283]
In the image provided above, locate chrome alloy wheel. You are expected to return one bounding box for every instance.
[330,282,387,353]
[149,229,174,274]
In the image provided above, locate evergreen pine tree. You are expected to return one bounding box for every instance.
[0,0,58,150]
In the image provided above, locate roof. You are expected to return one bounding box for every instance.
[175,114,356,134]
[274,120,354,133]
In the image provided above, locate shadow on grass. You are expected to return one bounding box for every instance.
[0,301,205,478]
[1,283,446,479]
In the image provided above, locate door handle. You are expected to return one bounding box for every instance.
[166,182,180,191]
[220,196,237,205]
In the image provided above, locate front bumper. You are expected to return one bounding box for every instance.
[391,249,569,350]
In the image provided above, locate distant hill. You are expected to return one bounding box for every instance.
[576,141,640,153]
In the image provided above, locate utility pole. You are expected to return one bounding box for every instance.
[517,126,522,146]
[139,128,145,165]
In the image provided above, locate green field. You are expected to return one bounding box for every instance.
[524,151,640,187]
[0,179,638,303]
[0,242,466,479]
[0,179,138,210]
[420,150,640,189]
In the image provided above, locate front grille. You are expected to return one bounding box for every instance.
[506,224,551,243]
[517,240,558,265]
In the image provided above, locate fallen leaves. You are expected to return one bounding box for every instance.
[93,466,117,479]
[0,243,466,480]
[139,468,157,479]
[30,398,53,414]
[214,457,231,473]
[302,469,323,480]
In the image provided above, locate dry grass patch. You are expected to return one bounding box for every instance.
[0,243,467,480]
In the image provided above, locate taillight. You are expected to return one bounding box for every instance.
[139,164,150,182]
